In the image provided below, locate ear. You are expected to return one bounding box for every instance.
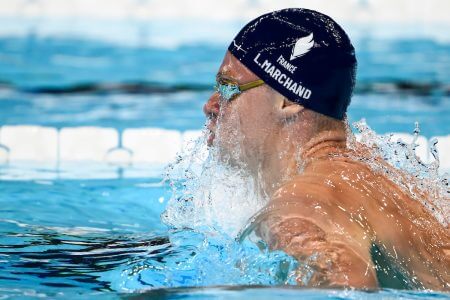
[276,97,304,121]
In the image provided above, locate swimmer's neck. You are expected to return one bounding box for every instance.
[255,129,347,198]
[300,130,347,160]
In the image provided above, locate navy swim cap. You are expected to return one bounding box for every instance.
[228,8,357,120]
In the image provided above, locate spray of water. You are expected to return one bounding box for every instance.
[350,119,449,226]
[121,116,449,290]
[161,129,266,237]
[144,104,300,288]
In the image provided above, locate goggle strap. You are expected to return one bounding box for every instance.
[239,79,265,92]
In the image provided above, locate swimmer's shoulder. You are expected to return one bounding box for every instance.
[269,172,343,219]
[268,156,379,215]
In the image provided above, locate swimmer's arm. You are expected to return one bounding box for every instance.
[261,191,378,288]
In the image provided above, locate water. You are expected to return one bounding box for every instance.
[159,114,449,288]
[0,23,449,299]
[0,174,298,297]
[121,286,450,299]
[351,120,449,224]
[1,163,448,298]
[0,178,168,297]
[0,37,449,134]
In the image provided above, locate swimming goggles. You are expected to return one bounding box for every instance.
[215,77,265,102]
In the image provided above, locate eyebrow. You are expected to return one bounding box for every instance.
[216,72,237,82]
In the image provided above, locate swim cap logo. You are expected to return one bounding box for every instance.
[290,33,314,61]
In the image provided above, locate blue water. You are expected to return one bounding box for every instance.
[0,175,298,297]
[0,178,167,297]
[0,29,449,299]
[1,176,449,299]
[0,36,449,135]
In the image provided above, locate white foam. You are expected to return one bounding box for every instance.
[0,126,58,163]
[60,127,118,161]
[182,130,203,151]
[355,133,431,164]
[390,133,430,163]
[122,128,182,164]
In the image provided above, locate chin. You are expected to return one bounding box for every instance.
[210,125,254,169]
[214,143,249,171]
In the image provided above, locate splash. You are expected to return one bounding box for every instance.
[350,119,449,226]
[150,117,449,290]
[141,124,298,288]
[161,129,265,236]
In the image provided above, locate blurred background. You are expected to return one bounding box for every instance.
[0,0,449,135]
[0,2,448,296]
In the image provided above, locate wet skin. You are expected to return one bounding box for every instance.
[204,51,450,290]
[256,140,450,289]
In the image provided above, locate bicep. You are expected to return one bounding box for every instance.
[258,182,378,288]
[260,214,377,288]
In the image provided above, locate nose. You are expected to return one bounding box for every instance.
[203,92,220,118]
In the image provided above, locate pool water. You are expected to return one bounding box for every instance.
[0,37,449,134]
[0,178,167,294]
[0,20,449,299]
[0,175,299,297]
[1,175,449,299]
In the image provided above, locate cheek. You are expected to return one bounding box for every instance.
[238,102,277,147]
[215,95,276,151]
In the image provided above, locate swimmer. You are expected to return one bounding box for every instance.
[203,8,449,290]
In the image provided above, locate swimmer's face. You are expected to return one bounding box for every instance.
[203,51,290,168]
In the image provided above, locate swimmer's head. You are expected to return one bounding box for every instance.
[204,8,356,169]
[229,8,357,120]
